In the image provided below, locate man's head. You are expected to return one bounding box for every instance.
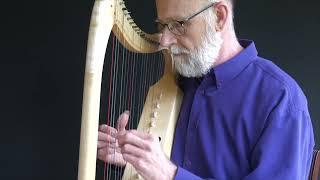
[156,0,235,77]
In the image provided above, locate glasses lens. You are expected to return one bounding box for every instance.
[156,22,166,33]
[168,21,185,35]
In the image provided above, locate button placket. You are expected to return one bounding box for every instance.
[183,92,198,169]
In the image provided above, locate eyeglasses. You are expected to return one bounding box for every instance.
[155,3,216,36]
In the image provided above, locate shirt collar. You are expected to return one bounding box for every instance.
[212,39,258,89]
[178,40,258,92]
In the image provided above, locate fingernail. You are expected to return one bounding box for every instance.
[124,110,130,116]
[99,124,106,130]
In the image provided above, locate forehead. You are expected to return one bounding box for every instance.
[156,0,205,20]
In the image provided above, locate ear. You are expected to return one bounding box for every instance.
[213,2,229,32]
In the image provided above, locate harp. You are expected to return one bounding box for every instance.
[77,0,183,179]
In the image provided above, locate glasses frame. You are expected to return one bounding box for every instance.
[155,2,216,36]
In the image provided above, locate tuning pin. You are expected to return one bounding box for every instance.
[150,121,156,127]
[124,11,131,15]
[151,111,158,118]
[154,102,160,109]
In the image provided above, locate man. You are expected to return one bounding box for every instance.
[98,0,315,179]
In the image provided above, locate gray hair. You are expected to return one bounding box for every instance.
[206,0,235,24]
[208,0,235,7]
[198,0,236,35]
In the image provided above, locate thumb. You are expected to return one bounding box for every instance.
[117,110,130,132]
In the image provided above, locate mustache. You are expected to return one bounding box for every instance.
[170,45,190,55]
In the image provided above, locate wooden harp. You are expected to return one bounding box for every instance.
[77,0,183,179]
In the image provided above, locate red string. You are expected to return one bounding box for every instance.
[127,55,133,118]
[104,34,116,180]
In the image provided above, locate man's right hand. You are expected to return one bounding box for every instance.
[97,111,129,166]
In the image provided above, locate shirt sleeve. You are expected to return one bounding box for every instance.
[175,167,215,180]
[243,94,315,179]
[175,167,202,180]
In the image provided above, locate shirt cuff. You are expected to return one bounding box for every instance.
[174,166,202,180]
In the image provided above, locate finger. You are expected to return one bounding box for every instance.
[99,124,118,134]
[129,130,154,141]
[97,148,117,162]
[98,145,122,153]
[97,141,117,149]
[120,143,145,158]
[117,131,150,150]
[122,153,148,173]
[122,153,139,165]
[98,146,116,154]
[97,148,126,166]
[117,111,130,133]
[98,131,116,143]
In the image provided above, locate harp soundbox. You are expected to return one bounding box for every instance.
[77,0,183,179]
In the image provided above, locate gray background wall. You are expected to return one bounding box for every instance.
[0,0,319,179]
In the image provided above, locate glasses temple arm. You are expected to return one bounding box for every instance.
[184,3,216,22]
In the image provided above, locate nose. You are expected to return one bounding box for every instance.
[159,28,177,48]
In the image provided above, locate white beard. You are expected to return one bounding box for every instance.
[170,16,223,77]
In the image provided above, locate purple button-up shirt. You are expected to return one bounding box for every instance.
[171,40,315,179]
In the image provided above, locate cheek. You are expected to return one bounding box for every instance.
[176,38,194,51]
[177,22,206,51]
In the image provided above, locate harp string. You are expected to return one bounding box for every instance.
[129,50,137,179]
[114,0,121,177]
[103,34,115,180]
[105,45,165,179]
[118,2,127,179]
[116,28,123,180]
[97,2,165,179]
[99,36,165,179]
[113,36,119,180]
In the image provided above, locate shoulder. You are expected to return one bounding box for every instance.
[249,56,308,112]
